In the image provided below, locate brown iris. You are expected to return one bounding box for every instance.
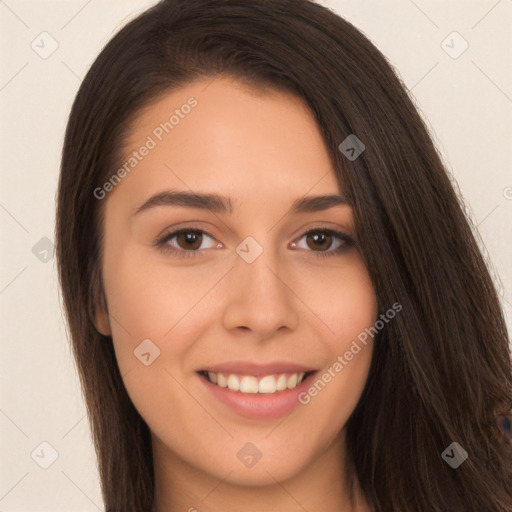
[305,231,333,251]
[176,230,203,250]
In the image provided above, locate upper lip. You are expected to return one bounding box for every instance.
[199,361,317,376]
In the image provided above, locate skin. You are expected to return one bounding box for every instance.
[94,77,377,512]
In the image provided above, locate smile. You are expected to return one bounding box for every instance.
[201,371,312,394]
[197,361,318,419]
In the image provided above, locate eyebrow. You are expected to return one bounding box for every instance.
[133,190,348,217]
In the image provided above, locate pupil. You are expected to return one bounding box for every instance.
[180,231,201,249]
[310,232,330,250]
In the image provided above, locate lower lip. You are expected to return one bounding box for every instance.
[198,373,315,420]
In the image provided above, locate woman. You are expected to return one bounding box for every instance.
[55,0,512,510]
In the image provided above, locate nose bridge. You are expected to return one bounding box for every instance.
[222,233,299,335]
[239,237,280,295]
[236,234,285,303]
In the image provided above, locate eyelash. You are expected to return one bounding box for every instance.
[154,227,354,259]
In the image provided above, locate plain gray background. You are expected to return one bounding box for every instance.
[1,1,511,510]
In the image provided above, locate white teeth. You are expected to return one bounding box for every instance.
[287,373,298,388]
[206,371,308,394]
[276,374,288,391]
[258,375,276,393]
[240,376,259,393]
[216,373,227,388]
[227,374,240,391]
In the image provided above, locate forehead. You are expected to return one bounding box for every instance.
[110,77,341,208]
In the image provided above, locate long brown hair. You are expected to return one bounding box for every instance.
[55,1,512,510]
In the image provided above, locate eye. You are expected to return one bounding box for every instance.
[155,228,219,258]
[291,229,354,258]
[154,227,354,259]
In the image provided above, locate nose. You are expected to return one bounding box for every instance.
[222,243,300,339]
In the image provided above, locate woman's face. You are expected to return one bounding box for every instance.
[95,77,378,487]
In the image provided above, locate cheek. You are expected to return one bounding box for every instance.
[101,246,219,358]
[101,250,213,439]
[296,257,377,423]
[334,265,377,345]
[300,255,378,344]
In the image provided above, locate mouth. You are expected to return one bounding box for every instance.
[198,370,316,394]
[196,361,318,419]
